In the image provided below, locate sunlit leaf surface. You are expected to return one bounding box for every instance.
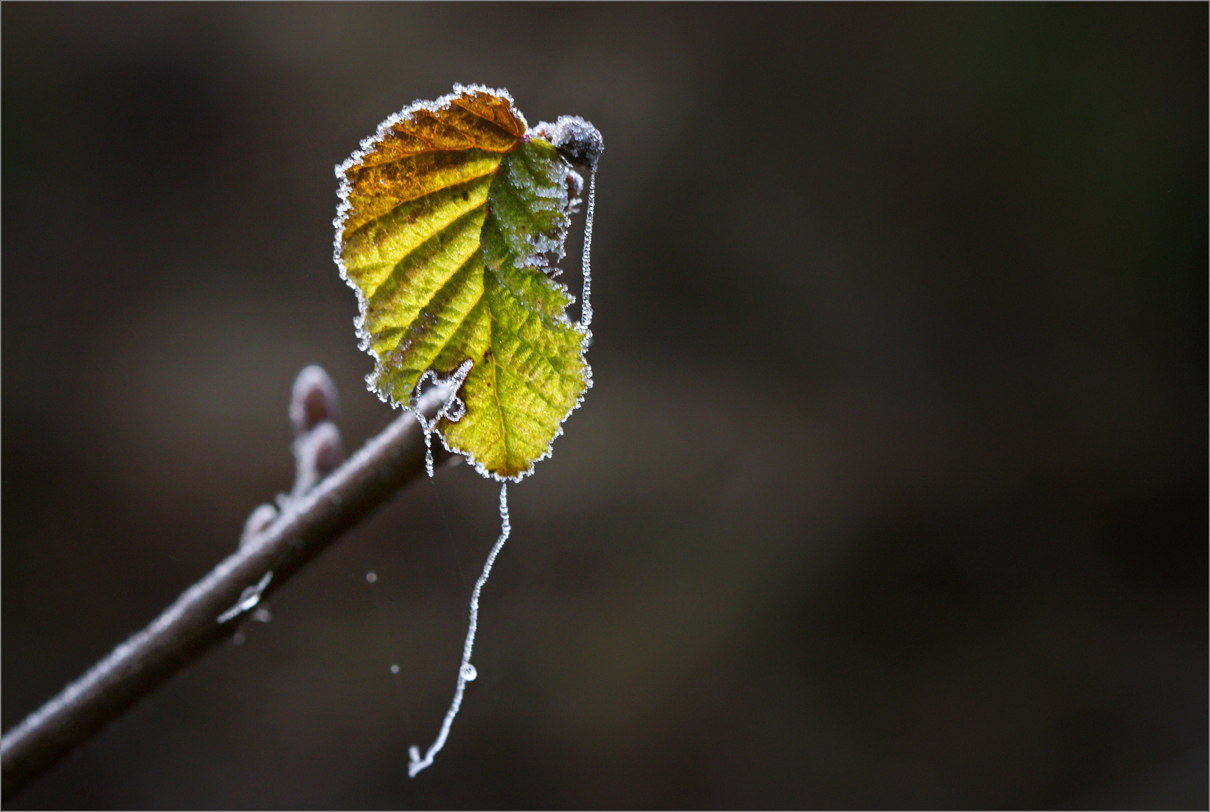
[335,85,597,480]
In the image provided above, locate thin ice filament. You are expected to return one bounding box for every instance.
[408,483,512,777]
[580,165,598,330]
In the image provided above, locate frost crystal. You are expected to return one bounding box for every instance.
[409,360,474,477]
[217,572,273,624]
[579,163,599,329]
[407,483,512,778]
[534,116,603,329]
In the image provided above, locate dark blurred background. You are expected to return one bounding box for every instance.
[3,4,1206,809]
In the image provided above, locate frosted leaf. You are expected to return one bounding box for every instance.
[334,86,603,481]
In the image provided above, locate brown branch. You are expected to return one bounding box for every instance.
[1,385,453,802]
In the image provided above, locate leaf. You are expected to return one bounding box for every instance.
[334,85,599,480]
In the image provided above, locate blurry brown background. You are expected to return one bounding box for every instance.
[3,4,1205,809]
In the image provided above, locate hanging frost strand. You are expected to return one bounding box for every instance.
[408,483,512,778]
[579,164,598,330]
[536,115,603,331]
[408,360,473,478]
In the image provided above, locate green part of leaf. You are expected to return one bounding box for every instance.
[481,138,572,273]
[339,116,589,480]
[439,138,589,480]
